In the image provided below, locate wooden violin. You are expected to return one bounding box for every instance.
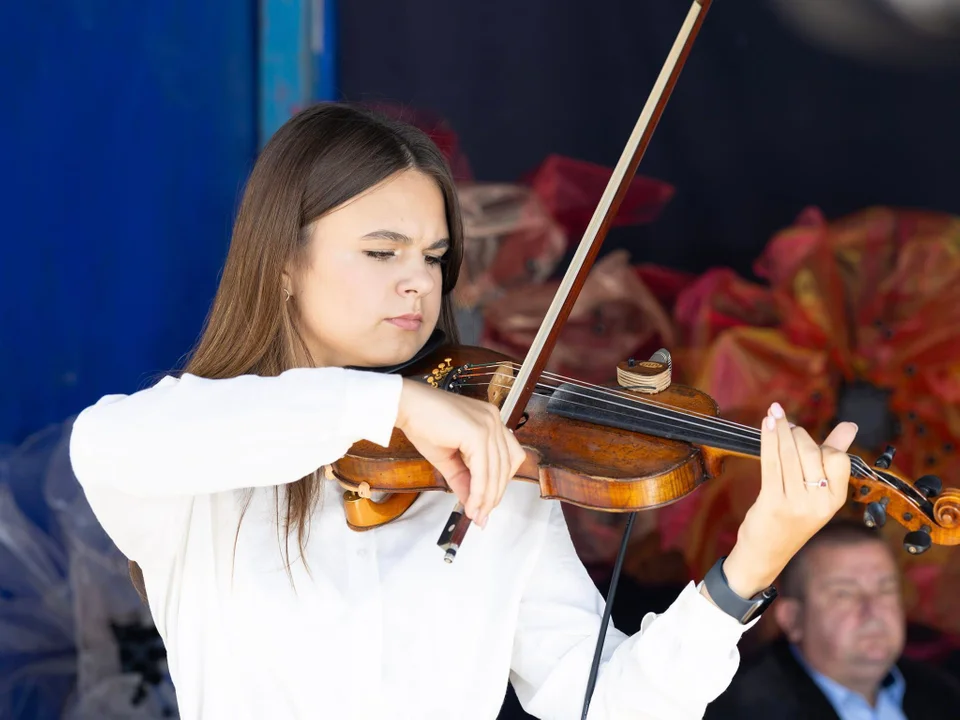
[332,342,960,555]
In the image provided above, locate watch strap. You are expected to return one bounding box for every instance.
[703,556,778,624]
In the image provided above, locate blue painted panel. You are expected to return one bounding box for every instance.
[0,3,257,445]
[260,0,309,144]
[313,0,339,101]
[259,0,338,145]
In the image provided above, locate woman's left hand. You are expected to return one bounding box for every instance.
[719,402,859,598]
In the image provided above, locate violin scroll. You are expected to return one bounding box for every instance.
[849,447,960,553]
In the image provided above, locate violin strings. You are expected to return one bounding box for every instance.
[453,373,887,488]
[458,362,764,436]
[457,363,879,471]
[458,367,772,442]
[456,376,753,444]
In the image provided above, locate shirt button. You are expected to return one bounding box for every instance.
[357,548,367,558]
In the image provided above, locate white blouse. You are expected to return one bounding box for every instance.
[68,367,754,720]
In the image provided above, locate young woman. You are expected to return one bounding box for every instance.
[69,103,859,719]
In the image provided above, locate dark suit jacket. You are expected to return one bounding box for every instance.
[704,638,960,720]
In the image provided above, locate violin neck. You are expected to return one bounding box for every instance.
[546,383,761,457]
[544,383,877,484]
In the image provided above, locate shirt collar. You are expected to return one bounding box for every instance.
[789,642,906,709]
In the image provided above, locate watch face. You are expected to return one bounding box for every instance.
[741,602,766,624]
[742,588,778,623]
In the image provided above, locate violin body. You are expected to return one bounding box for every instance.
[332,344,746,526]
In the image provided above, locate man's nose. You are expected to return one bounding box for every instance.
[857,594,896,620]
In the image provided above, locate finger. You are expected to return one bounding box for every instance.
[792,426,827,493]
[479,423,507,527]
[759,407,783,499]
[482,428,500,525]
[431,452,472,507]
[822,421,858,453]
[464,432,490,522]
[822,448,853,499]
[822,421,857,498]
[507,428,526,477]
[821,422,857,497]
[773,403,805,500]
[495,426,512,502]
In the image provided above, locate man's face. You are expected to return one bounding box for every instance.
[778,541,905,688]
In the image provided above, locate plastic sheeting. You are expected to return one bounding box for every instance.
[0,420,178,718]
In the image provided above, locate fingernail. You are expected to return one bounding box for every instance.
[771,403,784,419]
[764,416,776,431]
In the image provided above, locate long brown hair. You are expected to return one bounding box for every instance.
[129,103,465,601]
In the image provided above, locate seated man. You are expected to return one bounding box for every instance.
[704,519,960,719]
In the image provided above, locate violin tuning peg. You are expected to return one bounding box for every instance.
[863,499,888,528]
[914,474,942,498]
[875,445,897,469]
[903,528,932,555]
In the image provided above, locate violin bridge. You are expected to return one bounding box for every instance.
[487,362,515,408]
[616,349,672,394]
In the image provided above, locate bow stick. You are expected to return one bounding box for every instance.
[437,0,715,568]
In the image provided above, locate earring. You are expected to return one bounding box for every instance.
[282,288,292,302]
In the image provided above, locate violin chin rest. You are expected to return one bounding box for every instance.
[342,491,419,531]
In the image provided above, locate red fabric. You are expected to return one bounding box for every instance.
[522,154,675,247]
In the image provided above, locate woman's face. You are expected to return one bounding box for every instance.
[287,169,449,369]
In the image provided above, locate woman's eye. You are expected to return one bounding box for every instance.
[365,250,446,266]
[364,251,395,261]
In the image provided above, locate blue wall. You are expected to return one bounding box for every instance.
[1,3,258,445]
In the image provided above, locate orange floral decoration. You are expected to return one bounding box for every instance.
[657,205,960,639]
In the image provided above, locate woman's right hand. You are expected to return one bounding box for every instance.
[396,378,526,527]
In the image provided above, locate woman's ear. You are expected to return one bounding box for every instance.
[773,597,804,643]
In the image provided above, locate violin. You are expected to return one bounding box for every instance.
[333,341,960,554]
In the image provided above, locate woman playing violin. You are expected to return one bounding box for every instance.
[69,103,859,720]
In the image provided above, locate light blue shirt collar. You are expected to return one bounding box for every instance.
[789,643,906,720]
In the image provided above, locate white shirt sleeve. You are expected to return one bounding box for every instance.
[68,367,403,564]
[510,501,755,720]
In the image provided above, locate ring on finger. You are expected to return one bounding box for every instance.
[803,478,829,488]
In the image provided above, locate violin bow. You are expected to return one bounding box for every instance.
[438,0,715,564]
[437,3,714,714]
